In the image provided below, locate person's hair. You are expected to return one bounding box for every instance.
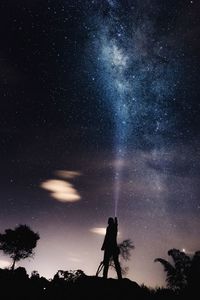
[108,217,114,225]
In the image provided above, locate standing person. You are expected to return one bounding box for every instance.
[101,217,122,279]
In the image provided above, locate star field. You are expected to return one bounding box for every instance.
[0,0,200,287]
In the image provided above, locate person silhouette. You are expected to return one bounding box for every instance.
[101,217,122,279]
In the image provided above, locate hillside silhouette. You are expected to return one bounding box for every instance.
[0,267,186,300]
[0,224,200,299]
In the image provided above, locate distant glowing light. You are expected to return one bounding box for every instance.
[90,227,106,235]
[40,179,81,202]
[90,227,121,236]
[55,170,81,179]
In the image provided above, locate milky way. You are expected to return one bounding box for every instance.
[1,0,200,288]
[86,0,182,215]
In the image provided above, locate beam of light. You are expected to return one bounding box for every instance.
[100,37,131,216]
[88,1,181,218]
[113,149,126,216]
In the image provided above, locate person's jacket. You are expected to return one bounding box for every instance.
[101,219,118,252]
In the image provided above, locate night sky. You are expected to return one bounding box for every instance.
[0,0,200,287]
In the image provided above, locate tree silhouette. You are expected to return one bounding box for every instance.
[0,224,40,270]
[187,251,200,290]
[118,239,135,261]
[53,269,86,282]
[110,239,135,276]
[155,248,200,291]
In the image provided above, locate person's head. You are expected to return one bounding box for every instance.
[108,217,114,226]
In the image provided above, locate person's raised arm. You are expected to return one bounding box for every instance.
[114,217,118,233]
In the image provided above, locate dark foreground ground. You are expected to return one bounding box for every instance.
[0,268,196,300]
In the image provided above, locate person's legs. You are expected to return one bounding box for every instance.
[103,251,111,278]
[113,253,122,279]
